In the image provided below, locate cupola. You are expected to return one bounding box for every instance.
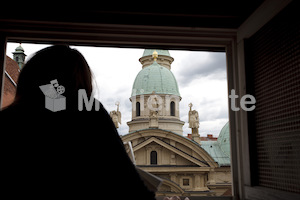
[12,44,26,69]
[127,49,184,135]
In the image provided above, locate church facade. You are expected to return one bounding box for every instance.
[120,49,232,197]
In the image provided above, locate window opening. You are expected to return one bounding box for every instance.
[183,179,190,186]
[3,42,231,198]
[170,101,175,116]
[136,102,140,116]
[150,151,157,165]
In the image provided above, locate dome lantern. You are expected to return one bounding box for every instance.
[139,49,174,70]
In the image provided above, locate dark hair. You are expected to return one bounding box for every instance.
[10,45,93,111]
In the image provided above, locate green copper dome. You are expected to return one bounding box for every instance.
[217,122,230,158]
[142,49,171,57]
[131,61,180,97]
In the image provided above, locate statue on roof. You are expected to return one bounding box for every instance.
[188,103,199,129]
[188,103,201,144]
[110,101,122,128]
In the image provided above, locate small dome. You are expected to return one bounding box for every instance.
[15,44,24,52]
[131,61,180,97]
[142,49,170,57]
[217,122,230,158]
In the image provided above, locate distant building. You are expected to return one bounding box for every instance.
[12,44,26,69]
[1,44,25,108]
[120,49,231,197]
[187,134,218,141]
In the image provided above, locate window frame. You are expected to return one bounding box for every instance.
[0,2,294,198]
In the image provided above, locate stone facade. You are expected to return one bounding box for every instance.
[127,94,184,135]
[122,129,231,197]
[122,49,231,197]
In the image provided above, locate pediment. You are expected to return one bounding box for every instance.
[132,136,209,167]
[122,129,219,168]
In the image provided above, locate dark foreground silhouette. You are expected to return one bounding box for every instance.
[1,45,155,199]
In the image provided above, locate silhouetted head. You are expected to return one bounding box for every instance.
[9,45,93,111]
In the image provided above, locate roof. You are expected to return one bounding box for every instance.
[5,56,19,83]
[122,128,219,168]
[14,44,25,53]
[142,49,170,57]
[201,141,230,166]
[2,56,20,108]
[124,128,201,147]
[217,122,230,158]
[131,61,180,97]
[123,127,230,167]
[201,122,231,166]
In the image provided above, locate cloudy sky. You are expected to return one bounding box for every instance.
[6,42,229,136]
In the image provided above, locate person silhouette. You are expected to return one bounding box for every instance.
[1,45,155,199]
[3,45,95,112]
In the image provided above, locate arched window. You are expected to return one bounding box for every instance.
[170,101,175,116]
[136,102,140,116]
[150,151,157,165]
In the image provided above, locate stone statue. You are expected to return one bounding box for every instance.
[188,103,201,144]
[188,103,199,129]
[149,93,159,128]
[149,93,159,118]
[110,101,121,128]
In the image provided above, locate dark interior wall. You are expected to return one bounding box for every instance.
[0,1,263,29]
[245,1,300,194]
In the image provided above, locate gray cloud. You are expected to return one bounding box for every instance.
[175,53,226,87]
